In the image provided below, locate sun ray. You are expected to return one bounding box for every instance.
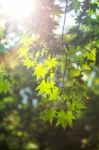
[0,0,37,21]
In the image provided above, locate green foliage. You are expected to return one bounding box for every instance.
[69,69,81,77]
[36,79,59,100]
[24,142,39,150]
[71,0,80,13]
[40,108,57,125]
[19,33,88,128]
[34,64,47,80]
[56,111,75,129]
[0,0,98,131]
[0,72,12,93]
[0,26,5,38]
[44,57,58,70]
[23,58,35,68]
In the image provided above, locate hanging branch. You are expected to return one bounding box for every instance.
[61,0,68,47]
[61,0,68,90]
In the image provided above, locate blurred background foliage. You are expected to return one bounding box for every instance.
[0,0,99,149]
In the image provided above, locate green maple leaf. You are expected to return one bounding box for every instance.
[56,111,75,129]
[34,64,47,80]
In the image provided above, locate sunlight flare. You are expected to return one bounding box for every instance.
[0,0,37,21]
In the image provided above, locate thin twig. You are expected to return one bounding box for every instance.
[61,0,68,47]
[61,0,68,89]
